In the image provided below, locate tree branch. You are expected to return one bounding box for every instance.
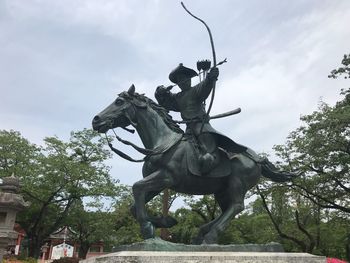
[46,198,76,236]
[330,174,350,193]
[307,165,350,193]
[21,189,45,203]
[295,210,315,253]
[291,183,350,213]
[257,186,307,251]
[31,185,65,233]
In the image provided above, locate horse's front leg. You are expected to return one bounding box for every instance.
[132,170,173,239]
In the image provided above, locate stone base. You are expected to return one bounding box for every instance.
[0,236,11,262]
[112,238,284,252]
[81,251,326,263]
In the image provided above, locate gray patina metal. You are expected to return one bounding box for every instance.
[92,2,294,244]
[155,65,246,174]
[92,86,294,244]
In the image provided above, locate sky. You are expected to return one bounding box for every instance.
[1,0,350,192]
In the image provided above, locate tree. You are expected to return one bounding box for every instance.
[0,129,120,258]
[270,55,350,259]
[67,200,117,259]
[159,189,180,240]
[328,53,350,79]
[0,130,41,180]
[112,188,143,245]
[170,195,220,244]
[256,184,321,253]
[219,198,278,245]
[256,180,349,259]
[170,194,279,246]
[273,88,350,214]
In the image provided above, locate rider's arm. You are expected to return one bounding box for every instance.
[193,67,219,101]
[155,85,179,111]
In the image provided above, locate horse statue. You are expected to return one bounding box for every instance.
[92,85,294,244]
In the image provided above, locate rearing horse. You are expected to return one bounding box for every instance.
[92,85,294,244]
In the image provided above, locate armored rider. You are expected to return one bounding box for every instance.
[155,63,247,174]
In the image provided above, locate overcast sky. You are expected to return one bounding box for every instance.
[1,0,349,189]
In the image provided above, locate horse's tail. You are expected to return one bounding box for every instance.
[260,158,295,182]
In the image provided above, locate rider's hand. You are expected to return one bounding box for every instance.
[156,85,168,95]
[208,67,219,80]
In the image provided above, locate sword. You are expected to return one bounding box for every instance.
[175,108,241,124]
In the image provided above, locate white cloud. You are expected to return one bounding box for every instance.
[210,1,350,154]
[1,0,350,186]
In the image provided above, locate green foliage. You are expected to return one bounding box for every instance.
[167,82,349,259]
[3,256,37,263]
[65,200,117,258]
[270,87,349,259]
[317,214,349,257]
[0,130,41,179]
[328,54,350,79]
[219,211,276,245]
[112,188,143,245]
[274,88,350,213]
[169,195,220,244]
[2,55,348,261]
[170,207,203,243]
[0,129,120,258]
[257,183,320,253]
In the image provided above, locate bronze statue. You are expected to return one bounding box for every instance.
[155,64,246,174]
[91,2,294,244]
[92,85,294,244]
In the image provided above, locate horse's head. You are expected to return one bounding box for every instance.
[92,84,143,133]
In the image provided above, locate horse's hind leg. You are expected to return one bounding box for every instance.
[202,176,245,244]
[193,191,232,244]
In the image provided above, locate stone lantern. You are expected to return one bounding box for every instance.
[0,174,30,261]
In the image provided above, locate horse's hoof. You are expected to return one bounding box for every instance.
[192,237,203,245]
[148,216,178,228]
[202,232,218,244]
[141,222,155,239]
[162,216,178,228]
[192,233,205,245]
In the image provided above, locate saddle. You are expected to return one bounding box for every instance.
[184,140,233,178]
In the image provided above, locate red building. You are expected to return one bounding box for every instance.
[43,226,105,259]
[11,225,105,259]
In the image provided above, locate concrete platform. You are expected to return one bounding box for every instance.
[80,251,327,263]
[112,238,284,252]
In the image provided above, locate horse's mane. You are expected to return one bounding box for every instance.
[120,91,184,134]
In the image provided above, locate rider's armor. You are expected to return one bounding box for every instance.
[155,63,246,174]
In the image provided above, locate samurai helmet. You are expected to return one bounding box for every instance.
[169,63,198,84]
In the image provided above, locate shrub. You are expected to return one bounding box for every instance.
[51,257,79,263]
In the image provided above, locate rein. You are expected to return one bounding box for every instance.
[104,129,183,163]
[112,129,154,155]
[104,133,144,163]
[102,90,183,163]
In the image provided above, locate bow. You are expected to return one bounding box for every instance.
[181,2,218,132]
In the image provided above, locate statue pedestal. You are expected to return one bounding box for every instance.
[81,251,326,263]
[111,238,284,252]
[81,239,326,263]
